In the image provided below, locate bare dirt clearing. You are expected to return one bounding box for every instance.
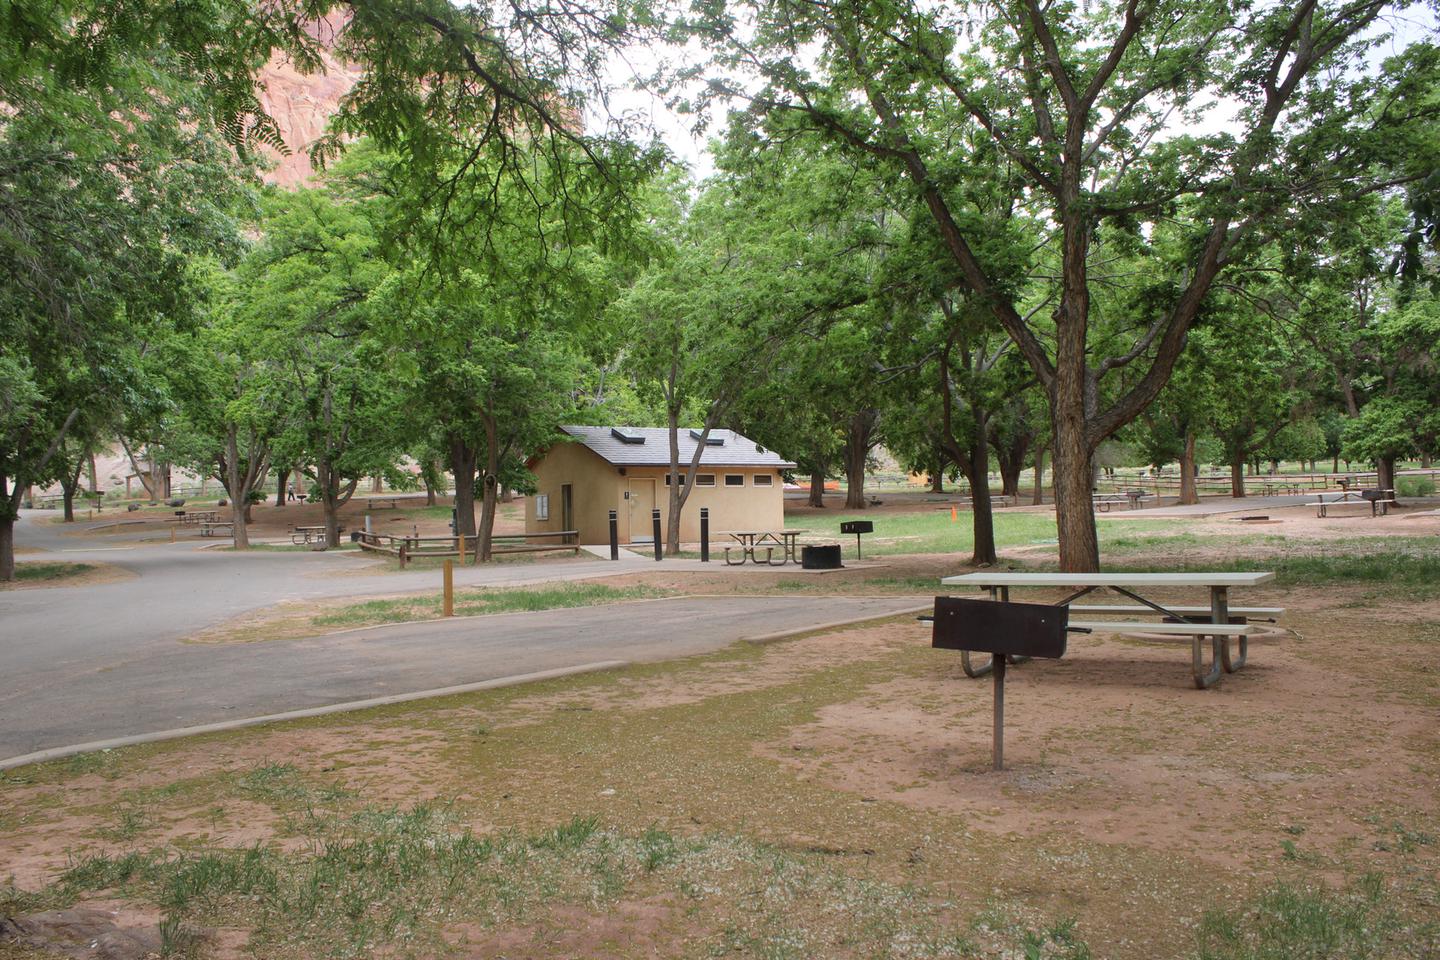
[3,512,1437,958]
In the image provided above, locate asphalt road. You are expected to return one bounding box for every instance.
[1,512,922,762]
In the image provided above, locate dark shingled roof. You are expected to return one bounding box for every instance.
[558,426,797,469]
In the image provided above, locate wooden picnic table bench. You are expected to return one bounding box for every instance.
[938,572,1279,689]
[199,520,233,537]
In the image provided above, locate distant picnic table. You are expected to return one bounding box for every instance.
[721,530,807,566]
[1310,488,1395,518]
[362,494,428,510]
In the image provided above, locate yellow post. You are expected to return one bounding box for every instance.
[458,533,466,565]
[951,505,958,522]
[442,559,454,617]
[170,526,176,543]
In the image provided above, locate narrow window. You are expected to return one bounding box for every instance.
[725,474,744,487]
[695,474,716,487]
[752,474,774,487]
[535,494,549,520]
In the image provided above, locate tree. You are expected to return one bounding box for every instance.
[688,0,1440,570]
[241,189,406,547]
[0,64,249,577]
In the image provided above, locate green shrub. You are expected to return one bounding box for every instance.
[1396,476,1436,497]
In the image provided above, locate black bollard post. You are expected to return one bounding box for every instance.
[652,508,662,561]
[608,509,619,561]
[700,507,710,563]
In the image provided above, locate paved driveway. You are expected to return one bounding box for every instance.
[1,513,923,762]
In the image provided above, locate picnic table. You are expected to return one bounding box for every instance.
[291,525,329,545]
[721,529,807,566]
[1309,488,1394,517]
[363,494,426,510]
[1092,490,1152,511]
[172,510,219,526]
[199,520,233,537]
[938,571,1280,689]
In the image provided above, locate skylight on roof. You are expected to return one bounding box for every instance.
[611,427,646,445]
[689,429,725,446]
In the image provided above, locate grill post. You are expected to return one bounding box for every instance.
[652,508,662,561]
[700,507,710,563]
[992,655,1006,771]
[608,510,618,561]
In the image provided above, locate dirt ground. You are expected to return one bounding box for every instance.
[3,503,1438,958]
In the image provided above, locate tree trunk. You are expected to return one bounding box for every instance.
[1052,416,1100,572]
[1333,454,1340,473]
[1420,452,1431,469]
[842,410,877,510]
[274,467,289,508]
[499,485,514,504]
[424,475,437,507]
[808,468,826,508]
[61,482,76,522]
[225,431,251,549]
[1178,432,1199,506]
[87,453,98,495]
[371,476,383,493]
[1032,446,1046,505]
[478,412,500,561]
[1377,457,1396,498]
[1230,456,1246,498]
[997,452,1022,499]
[929,472,944,494]
[0,514,13,582]
[449,437,478,542]
[966,414,997,566]
[844,442,867,509]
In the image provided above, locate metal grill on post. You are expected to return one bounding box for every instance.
[930,597,1070,771]
[840,520,873,559]
[700,507,710,563]
[608,509,619,561]
[652,508,662,561]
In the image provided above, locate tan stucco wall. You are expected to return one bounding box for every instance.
[525,442,622,545]
[526,445,786,545]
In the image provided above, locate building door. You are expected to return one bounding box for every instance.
[627,478,656,543]
[560,484,574,542]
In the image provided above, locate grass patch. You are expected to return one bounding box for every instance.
[1098,542,1440,593]
[311,582,673,628]
[10,561,93,582]
[785,510,1171,557]
[1194,875,1402,959]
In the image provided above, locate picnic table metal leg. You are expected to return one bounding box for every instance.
[961,650,994,678]
[1191,633,1223,689]
[1214,586,1247,673]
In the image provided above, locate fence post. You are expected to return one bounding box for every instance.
[399,543,408,570]
[608,510,619,561]
[652,508,662,561]
[442,560,454,617]
[700,507,709,563]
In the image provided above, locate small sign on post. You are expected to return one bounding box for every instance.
[930,597,1069,771]
[442,560,454,617]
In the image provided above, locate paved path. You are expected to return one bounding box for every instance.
[1,512,922,762]
[0,595,920,762]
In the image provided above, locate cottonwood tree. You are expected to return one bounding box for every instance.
[240,189,408,547]
[685,0,1440,570]
[0,66,249,577]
